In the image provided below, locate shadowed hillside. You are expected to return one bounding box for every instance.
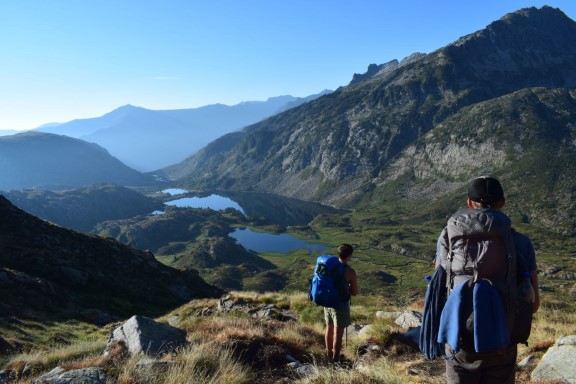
[2,185,163,233]
[0,195,222,321]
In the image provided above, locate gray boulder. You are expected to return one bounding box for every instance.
[33,367,106,384]
[531,335,576,383]
[359,324,374,336]
[345,323,365,336]
[105,315,186,357]
[394,310,423,328]
[375,311,402,319]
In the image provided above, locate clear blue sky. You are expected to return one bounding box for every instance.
[1,1,574,131]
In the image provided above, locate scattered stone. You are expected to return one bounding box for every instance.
[167,316,180,326]
[517,355,536,370]
[287,361,302,369]
[357,341,385,358]
[375,311,402,319]
[105,315,186,357]
[295,364,315,377]
[531,335,576,383]
[359,324,374,336]
[285,354,299,363]
[346,323,364,336]
[33,367,107,384]
[395,310,423,328]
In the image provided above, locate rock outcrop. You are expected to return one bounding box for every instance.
[531,335,576,383]
[105,315,187,357]
[33,367,107,384]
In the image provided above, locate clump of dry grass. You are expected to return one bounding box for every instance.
[292,356,412,384]
[116,343,253,384]
[518,305,576,359]
[4,339,107,379]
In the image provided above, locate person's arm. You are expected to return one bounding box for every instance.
[530,270,540,313]
[346,268,359,296]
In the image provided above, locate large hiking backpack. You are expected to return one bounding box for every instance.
[308,255,350,309]
[444,208,532,346]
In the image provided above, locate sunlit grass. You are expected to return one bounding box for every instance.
[2,290,575,383]
[4,340,107,379]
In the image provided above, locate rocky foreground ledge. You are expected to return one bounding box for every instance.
[1,297,574,383]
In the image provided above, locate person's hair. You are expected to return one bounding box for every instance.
[338,243,353,259]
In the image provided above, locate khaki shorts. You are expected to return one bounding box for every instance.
[324,304,351,328]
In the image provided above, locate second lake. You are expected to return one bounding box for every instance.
[229,228,330,255]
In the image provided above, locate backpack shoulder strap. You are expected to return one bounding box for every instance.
[504,230,517,331]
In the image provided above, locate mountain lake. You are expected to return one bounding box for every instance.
[229,228,329,255]
[164,193,246,214]
[162,191,334,255]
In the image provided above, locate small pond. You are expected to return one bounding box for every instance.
[230,228,330,255]
[165,194,245,214]
[162,188,188,196]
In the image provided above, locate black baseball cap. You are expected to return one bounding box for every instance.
[468,176,504,204]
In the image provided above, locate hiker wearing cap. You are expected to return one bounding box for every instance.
[434,176,539,384]
[324,243,358,362]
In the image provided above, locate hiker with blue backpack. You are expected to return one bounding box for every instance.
[428,176,540,384]
[308,243,358,362]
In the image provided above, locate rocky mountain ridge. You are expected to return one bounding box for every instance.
[38,92,330,171]
[162,6,576,234]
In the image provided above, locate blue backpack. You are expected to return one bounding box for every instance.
[308,255,350,309]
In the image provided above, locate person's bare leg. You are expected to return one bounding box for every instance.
[333,326,345,362]
[325,323,334,360]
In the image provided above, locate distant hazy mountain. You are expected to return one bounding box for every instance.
[0,195,221,320]
[0,130,21,137]
[37,92,330,171]
[0,131,155,191]
[161,6,576,235]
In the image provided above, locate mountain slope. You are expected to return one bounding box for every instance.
[162,6,576,233]
[0,132,154,191]
[0,195,221,320]
[38,93,329,171]
[2,185,162,233]
[369,87,576,234]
